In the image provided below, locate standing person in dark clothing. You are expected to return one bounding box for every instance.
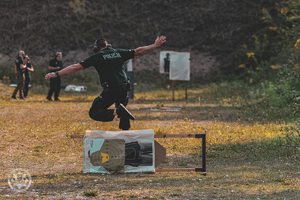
[23,55,34,98]
[46,52,63,101]
[12,50,26,100]
[45,36,166,130]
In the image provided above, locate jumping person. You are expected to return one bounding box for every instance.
[45,36,166,130]
[46,52,63,101]
[12,50,26,100]
[23,55,34,98]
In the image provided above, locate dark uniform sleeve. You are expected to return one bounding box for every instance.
[49,59,55,67]
[79,54,97,69]
[58,61,63,70]
[117,49,135,63]
[19,57,24,65]
[15,57,23,71]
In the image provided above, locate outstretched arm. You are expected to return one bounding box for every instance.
[134,36,166,56]
[45,63,84,79]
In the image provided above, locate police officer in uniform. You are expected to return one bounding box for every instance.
[46,52,63,101]
[45,36,166,130]
[12,50,26,99]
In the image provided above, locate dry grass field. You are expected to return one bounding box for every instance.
[0,83,300,199]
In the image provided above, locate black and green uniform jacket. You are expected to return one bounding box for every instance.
[79,47,135,85]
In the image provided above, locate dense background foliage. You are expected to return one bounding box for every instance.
[0,0,278,70]
[235,0,300,120]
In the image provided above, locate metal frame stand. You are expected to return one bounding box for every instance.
[153,132,206,175]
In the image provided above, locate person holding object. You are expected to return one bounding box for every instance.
[23,55,34,98]
[45,36,167,130]
[46,52,63,101]
[12,50,26,100]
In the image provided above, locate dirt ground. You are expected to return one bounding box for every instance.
[0,85,300,199]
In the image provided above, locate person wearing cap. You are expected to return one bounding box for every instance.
[12,50,26,99]
[46,52,63,101]
[23,55,34,98]
[45,36,166,130]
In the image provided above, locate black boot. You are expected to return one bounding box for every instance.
[116,104,135,120]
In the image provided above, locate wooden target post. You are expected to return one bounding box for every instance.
[162,73,165,88]
[71,132,206,175]
[172,80,188,101]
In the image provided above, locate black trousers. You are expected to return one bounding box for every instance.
[12,71,24,98]
[89,85,130,130]
[23,74,30,98]
[47,76,61,100]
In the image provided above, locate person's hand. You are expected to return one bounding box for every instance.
[154,36,166,47]
[45,72,57,79]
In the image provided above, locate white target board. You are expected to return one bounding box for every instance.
[169,52,190,81]
[84,129,154,174]
[122,59,132,72]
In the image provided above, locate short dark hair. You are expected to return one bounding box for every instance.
[95,38,108,49]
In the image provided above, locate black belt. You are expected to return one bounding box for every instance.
[102,82,127,92]
[110,83,127,87]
